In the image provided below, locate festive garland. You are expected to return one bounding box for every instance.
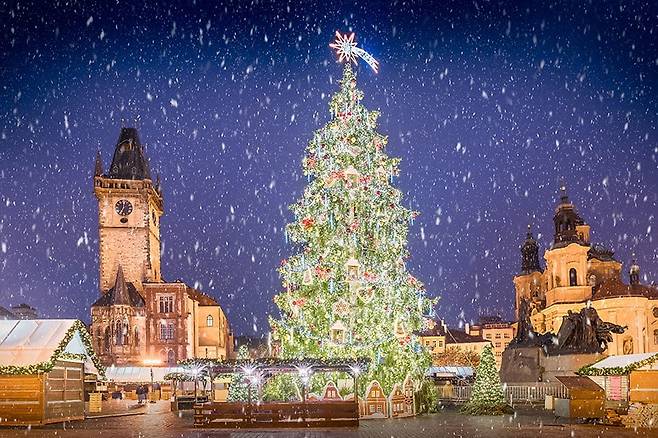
[178,357,370,373]
[0,320,105,377]
[577,352,658,376]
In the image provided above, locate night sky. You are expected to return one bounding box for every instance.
[1,0,657,335]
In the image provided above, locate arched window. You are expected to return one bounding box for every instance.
[103,327,111,353]
[206,315,214,327]
[167,350,176,365]
[115,320,123,346]
[569,268,577,286]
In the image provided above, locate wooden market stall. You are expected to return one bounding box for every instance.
[0,319,103,426]
[578,352,658,427]
[553,376,605,420]
[182,357,368,428]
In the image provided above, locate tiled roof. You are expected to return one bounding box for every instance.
[592,277,658,300]
[417,323,488,344]
[186,286,219,306]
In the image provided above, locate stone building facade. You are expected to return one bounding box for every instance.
[513,185,658,356]
[90,127,232,366]
[466,316,516,368]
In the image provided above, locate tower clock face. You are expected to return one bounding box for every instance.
[115,199,133,216]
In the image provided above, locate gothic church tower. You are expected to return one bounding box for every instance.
[94,127,163,293]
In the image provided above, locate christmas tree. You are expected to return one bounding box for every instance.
[270,57,435,393]
[226,345,250,402]
[461,343,512,415]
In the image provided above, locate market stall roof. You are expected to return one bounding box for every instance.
[0,319,102,375]
[555,376,604,392]
[578,352,658,376]
[178,357,369,377]
[105,366,185,383]
[426,366,473,378]
[590,353,655,370]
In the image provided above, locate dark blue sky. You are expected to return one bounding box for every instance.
[1,0,657,335]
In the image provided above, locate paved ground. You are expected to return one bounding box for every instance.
[3,402,658,437]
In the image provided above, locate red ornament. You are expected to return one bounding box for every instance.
[301,217,315,230]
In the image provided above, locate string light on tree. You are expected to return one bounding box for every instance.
[270,32,436,393]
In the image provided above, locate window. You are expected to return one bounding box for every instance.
[159,295,174,313]
[206,315,214,327]
[485,334,492,339]
[495,333,501,339]
[167,350,176,365]
[569,268,577,286]
[653,308,658,318]
[504,333,510,339]
[160,322,175,340]
[495,342,501,348]
[654,329,658,345]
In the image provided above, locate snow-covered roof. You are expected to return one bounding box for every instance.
[0,319,100,374]
[105,366,185,383]
[426,366,474,378]
[591,353,657,370]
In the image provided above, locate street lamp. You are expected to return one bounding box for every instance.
[143,359,161,404]
[190,365,205,402]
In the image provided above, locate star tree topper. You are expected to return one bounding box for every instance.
[329,31,380,73]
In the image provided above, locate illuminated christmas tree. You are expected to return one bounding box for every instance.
[226,345,250,402]
[462,343,511,415]
[270,33,435,393]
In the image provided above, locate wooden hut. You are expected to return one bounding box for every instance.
[321,381,342,401]
[0,320,102,426]
[388,375,415,418]
[388,383,405,417]
[553,376,605,420]
[359,380,388,418]
[579,352,658,403]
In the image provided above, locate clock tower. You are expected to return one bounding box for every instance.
[94,127,163,294]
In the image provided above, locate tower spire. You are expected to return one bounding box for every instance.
[94,150,104,177]
[521,223,541,274]
[559,178,569,204]
[629,254,640,285]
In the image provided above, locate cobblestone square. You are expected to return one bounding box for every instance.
[2,402,657,438]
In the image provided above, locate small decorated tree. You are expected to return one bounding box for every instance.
[227,345,250,402]
[461,344,512,415]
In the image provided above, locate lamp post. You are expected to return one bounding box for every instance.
[143,359,161,404]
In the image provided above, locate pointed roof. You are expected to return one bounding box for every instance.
[91,266,145,308]
[112,266,131,305]
[94,150,104,176]
[107,127,152,180]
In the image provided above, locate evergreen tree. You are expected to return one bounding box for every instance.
[462,343,512,415]
[227,345,250,402]
[270,64,435,393]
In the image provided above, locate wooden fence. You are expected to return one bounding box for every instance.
[194,400,359,428]
[443,383,569,404]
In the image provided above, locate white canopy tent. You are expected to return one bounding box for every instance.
[105,366,185,383]
[0,319,99,375]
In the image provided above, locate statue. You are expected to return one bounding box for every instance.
[551,306,626,354]
[509,299,555,349]
[510,300,625,355]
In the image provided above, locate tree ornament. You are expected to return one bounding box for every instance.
[332,298,350,317]
[302,267,314,285]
